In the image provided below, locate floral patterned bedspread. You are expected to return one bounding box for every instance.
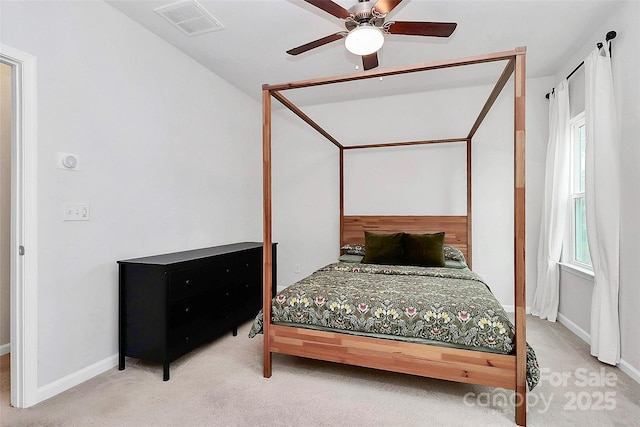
[249,262,539,390]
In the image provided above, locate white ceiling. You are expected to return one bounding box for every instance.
[106,0,618,106]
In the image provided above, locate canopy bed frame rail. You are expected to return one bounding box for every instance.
[262,47,527,425]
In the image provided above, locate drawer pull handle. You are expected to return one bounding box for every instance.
[185,336,190,342]
[185,279,190,285]
[226,269,230,273]
[225,292,229,296]
[185,307,190,313]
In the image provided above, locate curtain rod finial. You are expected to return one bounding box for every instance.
[606,31,617,41]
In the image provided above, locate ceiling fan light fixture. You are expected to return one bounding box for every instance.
[345,25,384,56]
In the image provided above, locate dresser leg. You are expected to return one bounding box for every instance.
[163,362,170,381]
[119,354,125,371]
[233,325,238,336]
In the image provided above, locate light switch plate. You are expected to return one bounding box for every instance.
[64,203,90,221]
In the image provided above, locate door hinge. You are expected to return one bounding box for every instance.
[19,246,25,256]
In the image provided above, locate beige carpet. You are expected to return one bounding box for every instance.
[1,316,639,427]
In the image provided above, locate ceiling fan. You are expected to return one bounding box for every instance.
[287,0,457,70]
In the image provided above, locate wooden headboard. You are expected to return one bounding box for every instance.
[342,215,470,265]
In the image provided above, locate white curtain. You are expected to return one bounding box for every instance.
[585,43,620,365]
[532,81,571,322]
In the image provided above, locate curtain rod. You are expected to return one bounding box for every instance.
[545,31,617,99]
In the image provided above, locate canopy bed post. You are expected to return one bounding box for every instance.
[466,138,472,269]
[514,47,527,426]
[262,88,273,378]
[340,148,345,246]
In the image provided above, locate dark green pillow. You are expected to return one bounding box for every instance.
[362,231,404,265]
[403,232,446,267]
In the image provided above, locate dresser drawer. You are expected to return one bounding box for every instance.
[168,294,210,329]
[168,312,232,358]
[168,266,211,301]
[211,286,234,321]
[210,254,235,285]
[168,318,210,358]
[237,248,262,281]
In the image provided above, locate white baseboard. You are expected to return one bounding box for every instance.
[36,354,118,404]
[0,343,10,356]
[557,312,591,344]
[619,359,640,385]
[501,305,531,314]
[557,313,640,386]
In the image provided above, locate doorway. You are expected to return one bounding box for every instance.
[0,44,38,408]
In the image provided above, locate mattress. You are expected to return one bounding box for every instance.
[250,261,540,390]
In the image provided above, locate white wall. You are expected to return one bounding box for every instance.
[271,108,340,288]
[555,0,640,379]
[0,62,11,353]
[279,74,552,308]
[1,1,262,389]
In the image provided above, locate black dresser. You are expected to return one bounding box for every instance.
[118,242,276,380]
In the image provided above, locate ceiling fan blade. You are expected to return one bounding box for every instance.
[303,0,351,19]
[286,33,345,55]
[362,52,379,71]
[385,21,457,37]
[373,0,403,15]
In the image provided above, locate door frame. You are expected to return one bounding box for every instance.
[1,43,38,408]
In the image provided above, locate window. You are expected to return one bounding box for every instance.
[570,112,591,269]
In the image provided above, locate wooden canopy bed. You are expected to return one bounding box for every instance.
[260,47,529,425]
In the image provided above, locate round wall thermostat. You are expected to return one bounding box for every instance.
[62,155,78,169]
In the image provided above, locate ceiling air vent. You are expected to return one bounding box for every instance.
[155,0,224,36]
